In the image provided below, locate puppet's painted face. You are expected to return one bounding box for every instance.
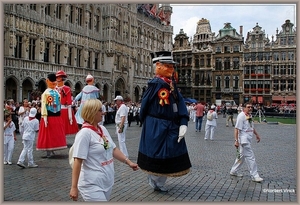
[46,78,57,89]
[155,62,174,78]
[56,76,64,87]
[86,78,94,85]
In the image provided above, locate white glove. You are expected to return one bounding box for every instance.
[43,116,48,127]
[68,106,73,125]
[178,125,187,143]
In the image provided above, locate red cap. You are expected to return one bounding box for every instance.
[56,70,67,78]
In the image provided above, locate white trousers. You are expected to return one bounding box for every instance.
[148,174,167,188]
[230,143,260,178]
[204,124,216,140]
[4,136,15,162]
[18,140,34,165]
[116,123,129,157]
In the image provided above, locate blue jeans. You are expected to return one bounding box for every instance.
[195,116,203,131]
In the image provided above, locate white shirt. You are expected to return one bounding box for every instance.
[115,104,128,124]
[102,104,107,122]
[73,126,117,193]
[206,110,218,126]
[4,121,16,144]
[21,116,39,141]
[18,106,29,124]
[235,112,254,144]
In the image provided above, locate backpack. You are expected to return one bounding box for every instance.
[207,111,214,121]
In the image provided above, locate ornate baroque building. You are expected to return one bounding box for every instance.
[270,20,297,105]
[174,18,244,104]
[4,3,174,103]
[173,18,296,105]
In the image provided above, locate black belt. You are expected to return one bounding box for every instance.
[148,113,179,123]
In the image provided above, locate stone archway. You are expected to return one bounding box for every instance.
[134,86,140,102]
[115,78,126,99]
[22,79,34,101]
[74,82,83,97]
[103,84,109,102]
[5,78,18,102]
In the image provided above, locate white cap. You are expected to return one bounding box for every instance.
[114,95,123,101]
[211,105,216,109]
[29,107,37,117]
[86,74,94,81]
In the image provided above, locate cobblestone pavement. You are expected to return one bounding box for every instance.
[3,115,297,202]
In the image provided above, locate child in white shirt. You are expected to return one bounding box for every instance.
[17,108,40,168]
[4,114,17,165]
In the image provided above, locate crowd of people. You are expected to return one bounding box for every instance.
[4,98,142,132]
[4,54,293,201]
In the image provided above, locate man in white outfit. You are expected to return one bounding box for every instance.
[229,102,263,182]
[204,105,218,141]
[114,96,129,157]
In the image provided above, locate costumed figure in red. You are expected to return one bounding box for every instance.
[56,70,79,135]
[36,73,67,158]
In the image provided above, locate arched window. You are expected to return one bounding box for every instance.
[225,76,230,88]
[180,38,183,47]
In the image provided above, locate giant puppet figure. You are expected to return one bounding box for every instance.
[74,74,99,128]
[36,73,67,157]
[137,51,191,192]
[56,70,78,135]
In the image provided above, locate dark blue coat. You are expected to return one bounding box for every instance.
[137,77,191,175]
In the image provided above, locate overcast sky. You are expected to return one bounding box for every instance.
[170,4,296,42]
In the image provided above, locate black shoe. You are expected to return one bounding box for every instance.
[154,186,168,192]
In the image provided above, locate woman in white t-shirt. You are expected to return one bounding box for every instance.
[69,99,138,202]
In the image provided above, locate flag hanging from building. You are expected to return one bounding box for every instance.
[158,8,165,20]
[150,4,157,16]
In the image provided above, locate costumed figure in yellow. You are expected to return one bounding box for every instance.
[36,73,67,158]
[137,51,191,192]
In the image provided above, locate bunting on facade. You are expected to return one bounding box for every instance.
[164,12,171,25]
[158,8,165,20]
[150,4,157,16]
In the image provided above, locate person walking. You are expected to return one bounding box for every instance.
[204,105,218,141]
[226,105,235,127]
[18,99,30,136]
[69,99,138,202]
[114,95,129,158]
[194,101,204,132]
[17,107,39,168]
[229,102,263,182]
[4,114,17,165]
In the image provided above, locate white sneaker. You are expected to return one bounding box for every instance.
[17,161,26,168]
[28,164,38,168]
[252,177,263,182]
[4,161,8,165]
[7,161,12,165]
[230,172,243,177]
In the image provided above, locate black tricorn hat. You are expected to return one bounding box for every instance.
[47,73,57,82]
[150,51,178,64]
